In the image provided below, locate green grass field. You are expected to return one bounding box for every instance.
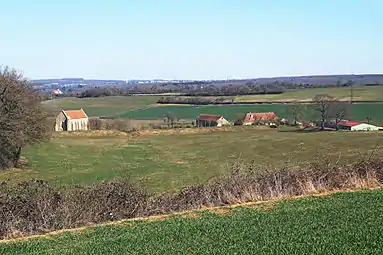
[42,96,160,117]
[1,128,381,192]
[235,85,383,102]
[2,190,382,254]
[117,103,383,124]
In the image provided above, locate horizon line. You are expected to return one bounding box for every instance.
[30,73,383,82]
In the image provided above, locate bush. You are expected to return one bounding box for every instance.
[103,119,134,132]
[88,117,102,130]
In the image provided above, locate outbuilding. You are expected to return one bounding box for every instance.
[196,114,230,127]
[339,121,383,131]
[55,109,89,131]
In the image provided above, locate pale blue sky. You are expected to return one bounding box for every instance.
[0,0,382,80]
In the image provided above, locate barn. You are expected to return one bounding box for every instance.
[339,121,383,131]
[55,109,89,132]
[196,114,230,127]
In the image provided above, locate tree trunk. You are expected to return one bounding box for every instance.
[13,146,22,167]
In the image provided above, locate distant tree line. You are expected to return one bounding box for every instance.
[48,80,358,99]
[282,94,351,130]
[157,96,231,105]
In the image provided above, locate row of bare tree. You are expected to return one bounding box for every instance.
[287,94,350,130]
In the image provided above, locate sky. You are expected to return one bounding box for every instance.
[0,0,382,80]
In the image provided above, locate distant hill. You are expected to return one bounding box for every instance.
[32,78,125,86]
[32,74,383,93]
[250,74,383,86]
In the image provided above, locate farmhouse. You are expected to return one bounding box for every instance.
[196,114,230,127]
[244,112,277,125]
[51,89,63,95]
[55,109,89,132]
[338,121,383,131]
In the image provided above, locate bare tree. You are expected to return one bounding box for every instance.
[0,66,50,168]
[286,102,306,125]
[329,99,349,130]
[164,111,178,128]
[234,113,245,126]
[347,80,354,104]
[312,94,334,130]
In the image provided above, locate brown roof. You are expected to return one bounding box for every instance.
[197,114,222,122]
[62,109,88,119]
[245,112,277,121]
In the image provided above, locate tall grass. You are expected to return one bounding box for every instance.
[0,154,382,239]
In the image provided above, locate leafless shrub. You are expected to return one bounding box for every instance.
[0,180,150,239]
[148,154,383,214]
[88,117,102,130]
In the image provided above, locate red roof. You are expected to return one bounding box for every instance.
[51,89,62,94]
[197,114,222,122]
[245,112,277,122]
[340,120,364,127]
[62,109,88,119]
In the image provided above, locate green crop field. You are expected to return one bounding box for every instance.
[42,95,160,118]
[2,190,382,254]
[235,85,383,102]
[117,103,383,124]
[1,128,382,192]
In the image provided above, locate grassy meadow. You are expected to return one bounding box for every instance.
[2,190,383,254]
[2,128,382,192]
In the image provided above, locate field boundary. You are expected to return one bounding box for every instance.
[156,100,383,105]
[2,186,381,244]
[52,126,240,138]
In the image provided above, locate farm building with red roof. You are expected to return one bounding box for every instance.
[55,109,89,132]
[51,89,63,95]
[244,112,278,125]
[320,119,383,131]
[196,114,230,127]
[338,120,383,131]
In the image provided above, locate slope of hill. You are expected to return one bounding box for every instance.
[2,190,382,254]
